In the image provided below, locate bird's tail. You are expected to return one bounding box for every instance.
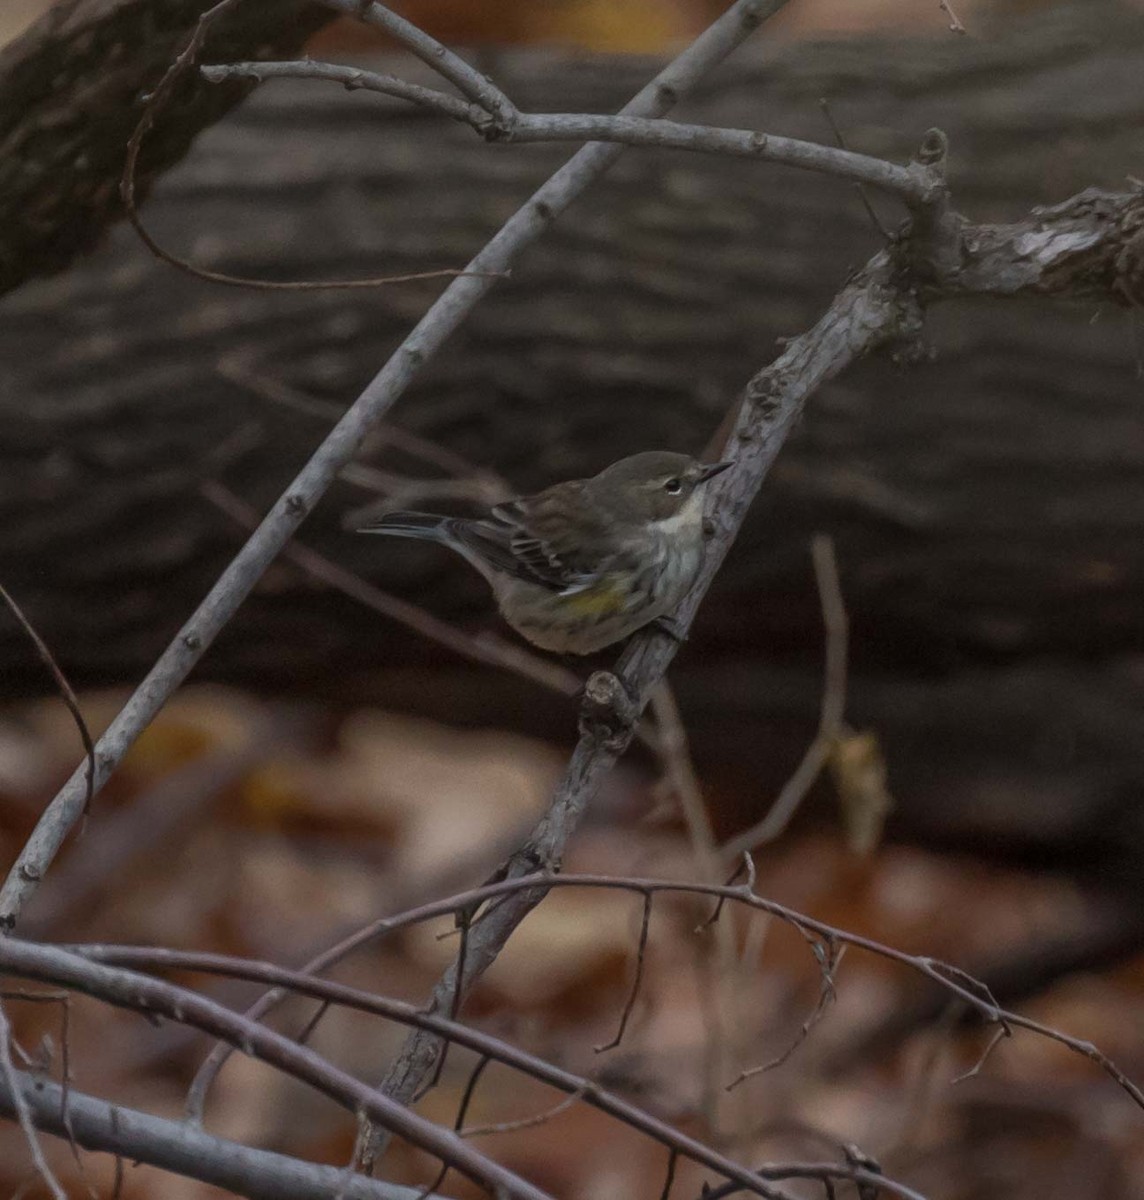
[357,511,453,541]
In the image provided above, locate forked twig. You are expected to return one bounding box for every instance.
[0,1000,67,1200]
[120,0,487,292]
[727,937,845,1087]
[0,989,81,1184]
[951,1024,1011,1084]
[7,0,790,931]
[98,871,1142,1114]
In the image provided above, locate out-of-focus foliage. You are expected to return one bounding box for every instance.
[2,687,1142,1198]
[5,0,1129,54]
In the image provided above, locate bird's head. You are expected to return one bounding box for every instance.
[591,451,733,524]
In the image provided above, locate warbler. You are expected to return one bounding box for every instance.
[358,450,733,654]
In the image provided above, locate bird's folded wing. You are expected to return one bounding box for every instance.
[487,482,610,590]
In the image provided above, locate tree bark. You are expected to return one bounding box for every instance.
[0,0,332,293]
[2,6,1144,855]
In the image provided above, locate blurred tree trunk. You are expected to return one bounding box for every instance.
[0,0,334,294]
[2,5,1143,856]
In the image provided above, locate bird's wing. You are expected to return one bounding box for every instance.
[483,480,615,590]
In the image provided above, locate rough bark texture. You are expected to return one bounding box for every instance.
[2,6,1144,857]
[0,0,333,292]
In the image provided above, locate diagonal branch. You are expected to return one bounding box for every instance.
[0,939,556,1200]
[333,0,516,129]
[0,0,795,933]
[367,250,921,1143]
[38,940,922,1200]
[0,1067,432,1200]
[200,60,928,204]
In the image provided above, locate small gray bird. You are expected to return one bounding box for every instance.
[359,450,733,654]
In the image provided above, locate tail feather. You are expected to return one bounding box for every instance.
[358,510,451,541]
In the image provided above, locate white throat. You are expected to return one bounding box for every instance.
[651,488,706,538]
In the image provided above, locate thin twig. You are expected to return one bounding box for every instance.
[461,1085,588,1138]
[938,0,968,35]
[109,1106,124,1200]
[595,894,653,1052]
[415,1055,492,1200]
[727,940,845,1087]
[2,0,786,931]
[0,941,557,1200]
[0,1068,428,1200]
[40,938,928,1200]
[0,989,84,1185]
[0,582,95,830]
[650,680,738,1134]
[295,999,334,1048]
[0,999,67,1200]
[85,869,1142,1114]
[719,535,849,857]
[950,1024,1011,1084]
[659,1149,679,1200]
[202,60,928,206]
[201,61,481,124]
[200,480,582,700]
[120,0,492,292]
[697,858,750,933]
[331,0,516,128]
[819,98,893,241]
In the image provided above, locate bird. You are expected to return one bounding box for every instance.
[358,450,733,654]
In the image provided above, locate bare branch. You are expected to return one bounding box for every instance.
[120,0,480,292]
[72,941,926,1200]
[200,480,581,700]
[355,0,798,1158]
[942,188,1144,299]
[727,939,845,1087]
[0,1065,432,1200]
[951,1024,1011,1084]
[0,1000,67,1200]
[0,989,81,1180]
[327,0,516,129]
[200,60,481,125]
[201,60,928,205]
[108,871,1144,1115]
[0,0,794,931]
[819,98,893,241]
[659,1149,679,1200]
[0,941,556,1200]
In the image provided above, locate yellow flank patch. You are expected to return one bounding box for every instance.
[563,578,629,616]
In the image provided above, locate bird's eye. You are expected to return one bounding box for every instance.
[663,478,682,495]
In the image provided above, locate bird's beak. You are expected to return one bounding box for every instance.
[697,460,734,483]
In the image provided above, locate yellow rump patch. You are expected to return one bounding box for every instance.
[563,579,629,616]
